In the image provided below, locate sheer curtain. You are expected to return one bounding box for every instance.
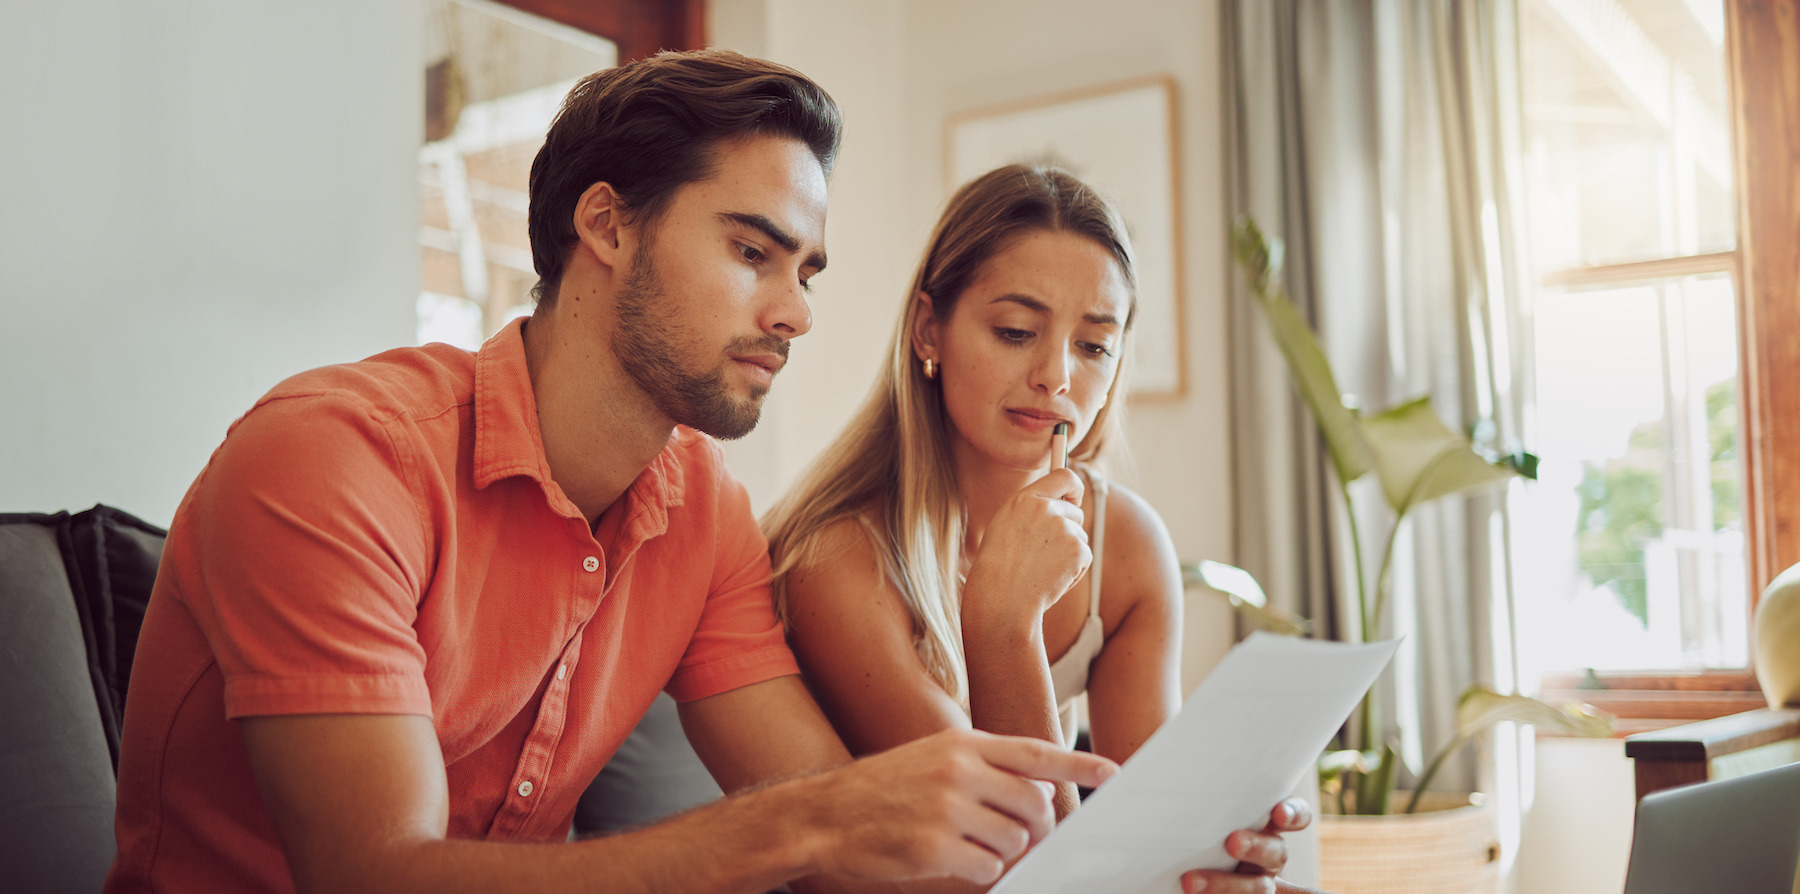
[1222,0,1533,865]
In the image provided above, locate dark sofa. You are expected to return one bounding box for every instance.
[0,506,164,894]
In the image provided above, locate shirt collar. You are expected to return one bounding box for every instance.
[471,317,686,534]
[472,318,552,491]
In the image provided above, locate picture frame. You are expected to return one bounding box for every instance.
[946,75,1185,398]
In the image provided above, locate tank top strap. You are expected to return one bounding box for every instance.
[1087,472,1107,621]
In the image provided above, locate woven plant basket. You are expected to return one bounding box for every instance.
[1317,792,1500,894]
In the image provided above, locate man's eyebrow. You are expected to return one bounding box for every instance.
[992,293,1121,327]
[720,211,827,271]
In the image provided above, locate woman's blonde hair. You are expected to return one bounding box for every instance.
[762,164,1137,705]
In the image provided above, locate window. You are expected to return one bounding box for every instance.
[1516,0,1745,675]
[418,0,618,349]
[1521,0,1800,724]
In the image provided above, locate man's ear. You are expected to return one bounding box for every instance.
[910,291,940,363]
[572,182,630,271]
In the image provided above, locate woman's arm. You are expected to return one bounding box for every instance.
[784,518,1067,894]
[783,518,977,756]
[785,469,1088,784]
[1083,483,1184,764]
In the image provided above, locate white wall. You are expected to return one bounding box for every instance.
[0,0,422,527]
[1511,738,1636,894]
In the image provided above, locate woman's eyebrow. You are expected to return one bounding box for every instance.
[991,293,1120,326]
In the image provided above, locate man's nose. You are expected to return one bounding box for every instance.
[763,278,813,338]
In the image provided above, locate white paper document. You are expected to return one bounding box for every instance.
[991,633,1400,894]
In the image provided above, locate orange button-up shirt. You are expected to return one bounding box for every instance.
[107,320,798,893]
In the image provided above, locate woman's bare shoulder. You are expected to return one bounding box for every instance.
[786,514,881,586]
[1099,481,1174,549]
[1096,480,1183,614]
[783,514,910,629]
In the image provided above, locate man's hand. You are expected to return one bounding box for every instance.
[1178,798,1312,894]
[788,728,1117,886]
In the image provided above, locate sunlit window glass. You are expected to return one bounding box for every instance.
[1516,0,1745,675]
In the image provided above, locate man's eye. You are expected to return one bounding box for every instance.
[739,244,765,263]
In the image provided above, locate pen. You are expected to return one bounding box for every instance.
[1052,421,1069,470]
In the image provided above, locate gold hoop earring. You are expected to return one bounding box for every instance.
[922,358,937,379]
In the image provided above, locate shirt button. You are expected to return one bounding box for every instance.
[582,556,600,573]
[556,664,567,681]
[518,780,534,797]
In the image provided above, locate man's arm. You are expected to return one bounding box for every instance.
[240,708,1114,894]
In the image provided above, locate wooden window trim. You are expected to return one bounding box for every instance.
[1729,0,1800,606]
[1541,670,1768,734]
[492,0,704,62]
[1538,251,1736,289]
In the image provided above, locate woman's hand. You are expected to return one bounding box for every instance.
[962,467,1089,632]
[1178,798,1314,894]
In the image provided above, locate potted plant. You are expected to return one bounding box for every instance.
[1218,219,1611,893]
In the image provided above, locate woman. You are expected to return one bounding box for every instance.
[763,165,1304,892]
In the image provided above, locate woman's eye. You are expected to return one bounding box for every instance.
[1080,342,1115,358]
[994,328,1034,344]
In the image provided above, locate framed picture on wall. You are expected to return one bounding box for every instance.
[946,75,1184,399]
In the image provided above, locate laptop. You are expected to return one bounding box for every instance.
[1622,760,1800,894]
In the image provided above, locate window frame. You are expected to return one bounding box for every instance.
[1541,0,1800,728]
[492,0,703,63]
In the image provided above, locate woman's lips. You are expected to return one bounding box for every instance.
[1005,408,1067,432]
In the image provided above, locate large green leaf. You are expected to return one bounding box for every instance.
[1184,560,1311,636]
[1358,397,1517,514]
[1453,684,1613,740]
[1404,684,1612,813]
[1231,220,1374,485]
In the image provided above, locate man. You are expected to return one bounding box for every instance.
[107,50,1306,894]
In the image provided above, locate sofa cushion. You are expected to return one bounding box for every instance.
[0,516,120,893]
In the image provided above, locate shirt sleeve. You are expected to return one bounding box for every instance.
[664,456,800,703]
[180,391,434,720]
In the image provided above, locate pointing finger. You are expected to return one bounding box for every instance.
[973,733,1118,789]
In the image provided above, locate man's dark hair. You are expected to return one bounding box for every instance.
[526,49,842,305]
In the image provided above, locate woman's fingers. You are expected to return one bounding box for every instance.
[1028,465,1086,506]
[1266,797,1312,832]
[1225,826,1288,874]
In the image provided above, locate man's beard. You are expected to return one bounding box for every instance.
[610,250,788,441]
